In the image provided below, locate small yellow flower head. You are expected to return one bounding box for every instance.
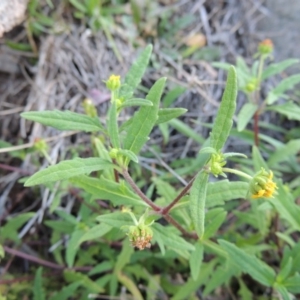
[127,225,153,250]
[106,74,121,91]
[209,152,227,177]
[258,39,274,55]
[249,168,277,199]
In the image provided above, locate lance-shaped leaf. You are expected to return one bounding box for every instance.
[218,239,276,287]
[107,101,120,148]
[124,77,166,155]
[237,102,258,132]
[71,176,148,207]
[24,158,115,186]
[262,59,299,80]
[189,242,204,281]
[190,171,209,239]
[119,44,152,99]
[156,108,187,124]
[96,212,134,228]
[268,102,300,121]
[119,98,153,108]
[21,110,104,132]
[33,267,45,300]
[210,66,237,151]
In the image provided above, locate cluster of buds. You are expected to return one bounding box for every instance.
[258,39,274,56]
[208,152,227,177]
[249,168,277,199]
[127,224,153,250]
[122,208,154,250]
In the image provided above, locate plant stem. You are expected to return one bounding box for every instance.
[3,246,92,271]
[122,168,161,211]
[161,176,196,214]
[222,167,252,180]
[254,110,259,146]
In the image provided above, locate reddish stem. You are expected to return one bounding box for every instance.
[3,246,92,271]
[122,169,161,211]
[161,176,195,214]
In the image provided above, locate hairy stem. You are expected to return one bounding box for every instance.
[161,176,196,214]
[122,168,161,211]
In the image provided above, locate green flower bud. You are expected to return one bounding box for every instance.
[82,98,97,117]
[209,152,227,177]
[106,74,121,91]
[258,39,273,55]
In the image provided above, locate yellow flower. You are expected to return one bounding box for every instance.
[250,169,277,199]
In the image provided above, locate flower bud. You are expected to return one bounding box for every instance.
[106,74,121,91]
[258,39,273,55]
[209,152,226,177]
[82,98,97,117]
[249,168,277,199]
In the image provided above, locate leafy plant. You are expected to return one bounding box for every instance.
[1,42,299,299]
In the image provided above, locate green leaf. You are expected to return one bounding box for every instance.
[117,149,139,163]
[273,284,291,300]
[124,77,166,155]
[64,270,104,293]
[189,242,204,281]
[116,271,143,300]
[190,171,209,239]
[107,101,120,148]
[199,147,217,155]
[237,103,258,132]
[210,66,237,150]
[203,209,227,239]
[152,223,195,254]
[49,282,82,300]
[21,110,104,132]
[267,74,300,104]
[252,146,268,172]
[96,212,134,228]
[262,59,299,80]
[277,258,293,283]
[218,239,276,286]
[119,45,152,99]
[156,108,187,124]
[79,224,112,244]
[206,180,248,207]
[268,139,300,166]
[283,273,300,293]
[0,212,35,241]
[0,245,4,260]
[162,86,186,107]
[71,176,147,207]
[88,261,113,276]
[168,119,204,144]
[114,239,134,273]
[268,102,300,121]
[271,183,300,231]
[33,267,45,300]
[66,229,85,268]
[24,158,115,187]
[119,98,153,108]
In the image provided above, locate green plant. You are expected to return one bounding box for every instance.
[2,43,300,299]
